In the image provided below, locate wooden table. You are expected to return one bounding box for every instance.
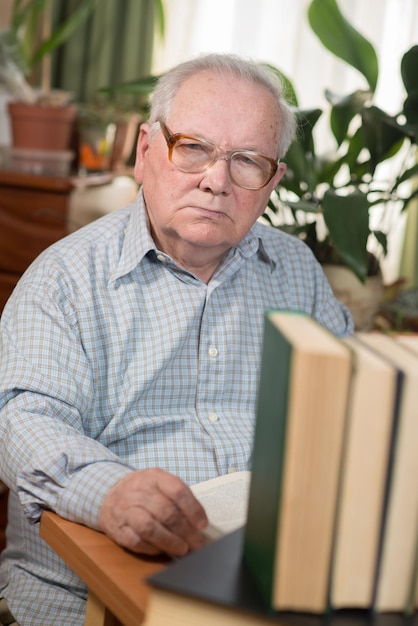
[39,511,166,626]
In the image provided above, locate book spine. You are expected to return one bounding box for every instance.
[244,315,291,607]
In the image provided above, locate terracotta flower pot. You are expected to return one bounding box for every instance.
[8,101,77,152]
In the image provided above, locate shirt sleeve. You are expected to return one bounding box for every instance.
[308,255,355,337]
[265,228,355,337]
[0,269,133,530]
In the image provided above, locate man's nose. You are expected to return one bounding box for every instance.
[199,156,232,194]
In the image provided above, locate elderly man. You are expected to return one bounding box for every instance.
[0,53,353,625]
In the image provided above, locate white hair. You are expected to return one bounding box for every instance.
[148,53,296,158]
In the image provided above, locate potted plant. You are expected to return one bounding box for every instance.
[0,0,99,151]
[264,0,418,328]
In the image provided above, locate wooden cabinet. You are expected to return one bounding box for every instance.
[0,170,73,311]
[0,169,113,312]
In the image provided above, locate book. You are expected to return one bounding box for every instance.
[190,470,251,540]
[144,528,291,626]
[142,322,418,623]
[356,333,418,612]
[405,526,418,615]
[394,334,418,355]
[144,515,418,626]
[330,336,403,609]
[244,311,352,613]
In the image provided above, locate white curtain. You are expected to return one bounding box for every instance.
[153,0,418,283]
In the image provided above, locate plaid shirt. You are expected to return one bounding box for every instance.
[0,191,352,625]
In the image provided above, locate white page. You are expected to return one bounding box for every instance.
[191,471,251,540]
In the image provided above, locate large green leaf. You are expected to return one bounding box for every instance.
[294,108,322,155]
[316,154,345,186]
[323,188,370,282]
[402,89,418,141]
[361,106,410,171]
[281,108,322,195]
[401,46,418,95]
[344,126,366,176]
[326,89,372,145]
[308,0,378,91]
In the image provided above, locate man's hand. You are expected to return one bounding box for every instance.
[98,468,209,556]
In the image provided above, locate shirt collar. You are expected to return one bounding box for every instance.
[110,191,155,282]
[238,222,277,271]
[110,191,276,281]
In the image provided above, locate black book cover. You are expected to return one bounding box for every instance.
[147,528,417,626]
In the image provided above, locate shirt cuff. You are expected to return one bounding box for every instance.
[56,460,133,529]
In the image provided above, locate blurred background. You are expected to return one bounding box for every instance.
[0,0,417,321]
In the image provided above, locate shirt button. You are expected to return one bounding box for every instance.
[208,412,219,422]
[208,347,218,357]
[228,466,237,474]
[156,254,166,263]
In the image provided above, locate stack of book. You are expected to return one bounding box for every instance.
[245,312,418,616]
[144,312,418,625]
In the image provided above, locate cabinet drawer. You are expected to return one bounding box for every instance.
[0,270,21,310]
[0,187,68,273]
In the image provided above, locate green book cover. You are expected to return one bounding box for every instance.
[243,311,294,608]
[244,311,351,613]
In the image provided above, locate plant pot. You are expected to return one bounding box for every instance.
[322,264,384,331]
[8,101,77,152]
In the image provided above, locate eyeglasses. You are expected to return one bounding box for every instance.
[159,120,279,190]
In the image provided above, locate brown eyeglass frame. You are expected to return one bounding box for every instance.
[158,120,279,190]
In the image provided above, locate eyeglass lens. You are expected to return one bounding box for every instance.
[172,137,273,189]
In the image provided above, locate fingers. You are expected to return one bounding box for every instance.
[99,468,209,557]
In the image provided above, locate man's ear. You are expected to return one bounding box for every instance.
[134,123,151,184]
[272,161,287,187]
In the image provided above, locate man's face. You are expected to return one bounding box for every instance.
[134,71,286,269]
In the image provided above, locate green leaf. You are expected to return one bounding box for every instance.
[403,91,418,125]
[372,230,388,256]
[316,155,344,186]
[402,88,418,141]
[361,106,410,171]
[308,0,378,91]
[153,0,166,38]
[280,108,322,195]
[344,127,366,174]
[323,188,370,282]
[31,0,99,67]
[12,0,47,33]
[263,63,299,107]
[294,108,322,155]
[99,74,161,96]
[285,199,322,214]
[397,162,418,185]
[401,46,418,95]
[326,89,372,145]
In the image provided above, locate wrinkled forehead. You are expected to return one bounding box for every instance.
[168,71,282,150]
